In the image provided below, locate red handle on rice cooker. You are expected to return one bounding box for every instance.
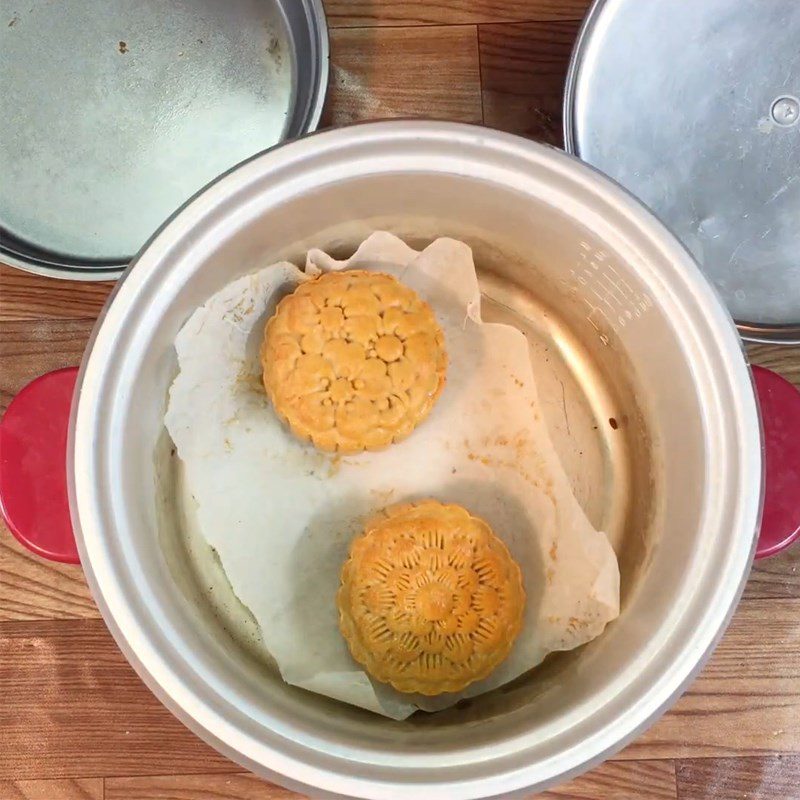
[0,367,80,563]
[750,366,800,558]
[1,364,799,564]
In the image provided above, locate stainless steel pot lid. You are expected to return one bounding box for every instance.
[0,0,328,280]
[565,0,800,344]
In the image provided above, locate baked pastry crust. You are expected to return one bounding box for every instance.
[261,270,447,453]
[337,500,526,695]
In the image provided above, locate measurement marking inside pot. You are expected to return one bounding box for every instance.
[590,286,617,311]
[599,275,629,307]
[604,263,635,295]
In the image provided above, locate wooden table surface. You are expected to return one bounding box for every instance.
[2,2,800,799]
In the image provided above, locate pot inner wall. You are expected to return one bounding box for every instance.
[153,176,666,744]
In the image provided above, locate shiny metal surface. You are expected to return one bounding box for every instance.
[70,121,761,799]
[0,0,328,280]
[565,0,800,344]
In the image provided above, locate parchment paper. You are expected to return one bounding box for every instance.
[165,233,620,719]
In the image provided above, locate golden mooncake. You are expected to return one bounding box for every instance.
[261,270,447,453]
[337,500,526,695]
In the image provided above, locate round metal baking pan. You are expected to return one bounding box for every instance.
[564,0,800,344]
[0,0,328,281]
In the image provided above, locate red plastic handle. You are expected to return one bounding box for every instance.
[751,366,800,559]
[0,367,80,563]
[1,365,798,564]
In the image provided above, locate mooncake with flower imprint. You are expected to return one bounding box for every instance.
[261,270,447,453]
[338,500,526,695]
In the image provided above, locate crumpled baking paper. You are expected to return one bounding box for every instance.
[165,232,620,719]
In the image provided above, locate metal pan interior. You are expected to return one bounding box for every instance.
[156,221,653,725]
[0,0,327,280]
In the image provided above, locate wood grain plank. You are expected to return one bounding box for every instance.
[479,21,580,144]
[538,759,676,799]
[0,318,94,413]
[0,263,113,322]
[747,344,800,389]
[106,772,296,800]
[0,525,99,620]
[676,755,800,800]
[620,599,800,760]
[324,0,592,27]
[326,26,483,126]
[745,546,800,601]
[0,619,234,780]
[104,760,677,800]
[0,778,103,800]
